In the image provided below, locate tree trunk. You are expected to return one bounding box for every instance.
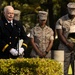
[47,0,55,31]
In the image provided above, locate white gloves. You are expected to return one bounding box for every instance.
[10,47,24,56]
[18,47,24,55]
[10,48,18,56]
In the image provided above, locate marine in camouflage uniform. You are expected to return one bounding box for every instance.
[56,2,75,75]
[30,11,54,58]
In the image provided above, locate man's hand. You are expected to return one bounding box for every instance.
[10,48,18,56]
[67,42,74,51]
[38,51,46,58]
[18,47,24,55]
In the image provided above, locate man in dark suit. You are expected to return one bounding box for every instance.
[0,5,29,59]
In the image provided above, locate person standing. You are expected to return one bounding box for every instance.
[55,2,75,75]
[0,5,28,59]
[30,11,54,58]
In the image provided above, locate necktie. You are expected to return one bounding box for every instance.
[8,22,13,30]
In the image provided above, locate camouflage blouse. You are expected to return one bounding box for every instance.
[30,23,54,57]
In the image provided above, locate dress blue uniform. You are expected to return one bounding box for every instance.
[0,16,28,59]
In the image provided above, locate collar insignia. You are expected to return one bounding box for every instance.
[5,23,7,25]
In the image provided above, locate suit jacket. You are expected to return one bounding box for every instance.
[0,17,29,59]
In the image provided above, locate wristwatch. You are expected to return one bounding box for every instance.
[45,51,48,54]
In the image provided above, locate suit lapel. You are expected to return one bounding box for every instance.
[4,22,13,33]
[3,19,18,36]
[11,20,19,36]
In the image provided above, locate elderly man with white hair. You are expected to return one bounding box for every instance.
[56,2,75,75]
[0,6,29,59]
